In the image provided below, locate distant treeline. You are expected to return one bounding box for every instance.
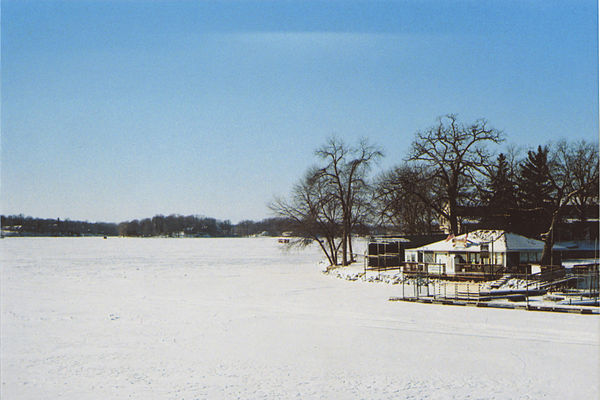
[1,215,118,237]
[1,214,294,238]
[117,215,233,237]
[234,218,295,237]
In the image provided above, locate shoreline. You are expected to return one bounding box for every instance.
[325,263,600,314]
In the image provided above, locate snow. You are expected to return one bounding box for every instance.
[410,230,561,253]
[563,258,600,268]
[1,237,599,399]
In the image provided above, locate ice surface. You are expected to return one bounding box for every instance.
[1,237,598,399]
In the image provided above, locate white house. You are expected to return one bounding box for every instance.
[404,230,562,276]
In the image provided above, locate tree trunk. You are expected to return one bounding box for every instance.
[327,237,338,266]
[316,238,334,266]
[541,190,581,266]
[541,210,559,266]
[341,224,348,266]
[448,196,459,235]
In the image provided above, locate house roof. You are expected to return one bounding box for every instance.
[407,230,565,253]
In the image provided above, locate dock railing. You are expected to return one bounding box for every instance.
[393,268,599,308]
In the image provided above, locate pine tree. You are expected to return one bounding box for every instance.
[481,153,518,230]
[516,146,554,236]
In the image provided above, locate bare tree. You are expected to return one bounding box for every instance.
[271,137,381,267]
[569,140,600,221]
[374,164,439,233]
[314,137,382,265]
[539,140,599,264]
[270,167,343,266]
[407,114,503,235]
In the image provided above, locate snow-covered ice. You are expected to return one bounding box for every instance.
[1,237,598,399]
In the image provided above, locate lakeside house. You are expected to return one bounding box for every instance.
[403,230,565,277]
[366,230,598,286]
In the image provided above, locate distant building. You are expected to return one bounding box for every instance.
[555,240,599,260]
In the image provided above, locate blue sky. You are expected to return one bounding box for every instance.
[1,0,598,223]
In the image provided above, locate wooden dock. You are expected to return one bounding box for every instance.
[388,296,599,314]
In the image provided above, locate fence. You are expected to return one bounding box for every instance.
[364,261,506,282]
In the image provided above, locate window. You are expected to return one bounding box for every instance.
[423,252,434,263]
[519,252,541,263]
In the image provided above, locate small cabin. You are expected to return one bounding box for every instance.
[404,230,564,276]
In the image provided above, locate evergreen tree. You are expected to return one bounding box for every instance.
[516,146,554,237]
[481,153,518,230]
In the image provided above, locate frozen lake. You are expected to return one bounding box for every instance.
[1,237,598,399]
